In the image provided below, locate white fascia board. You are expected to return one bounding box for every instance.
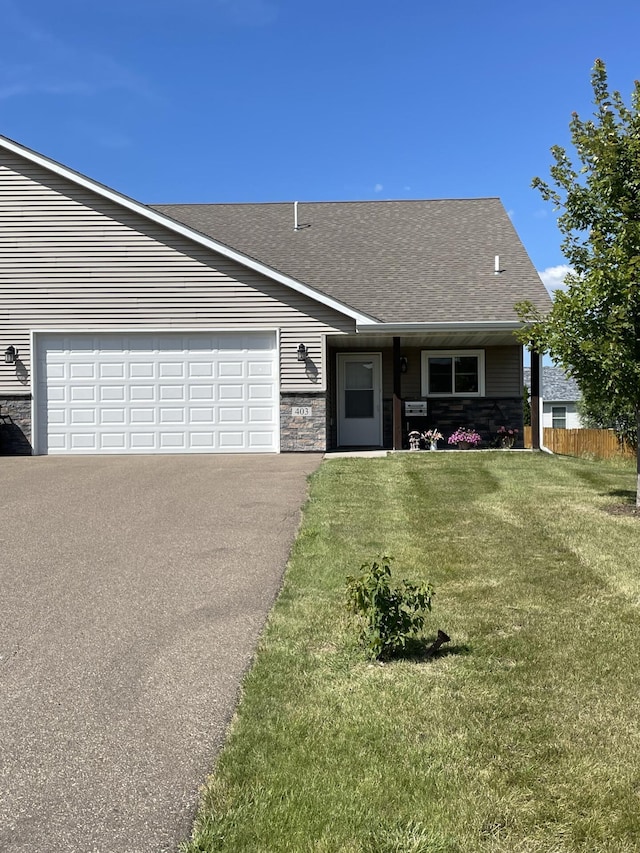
[0,135,376,327]
[355,321,524,334]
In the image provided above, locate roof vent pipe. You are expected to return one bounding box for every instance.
[294,201,299,231]
[494,255,500,275]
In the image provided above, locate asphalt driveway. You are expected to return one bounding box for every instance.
[0,453,322,853]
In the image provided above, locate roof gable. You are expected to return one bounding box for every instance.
[0,135,374,326]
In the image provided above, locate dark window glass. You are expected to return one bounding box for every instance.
[344,361,374,418]
[454,357,479,393]
[345,389,374,418]
[429,357,452,393]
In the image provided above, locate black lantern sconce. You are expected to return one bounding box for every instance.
[4,345,18,365]
[400,356,408,374]
[297,343,308,362]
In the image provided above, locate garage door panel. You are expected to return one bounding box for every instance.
[37,332,279,454]
[70,409,96,425]
[219,407,243,423]
[70,386,96,402]
[219,431,244,448]
[248,407,275,423]
[248,383,275,400]
[101,409,126,424]
[218,384,243,401]
[130,363,154,379]
[48,409,66,425]
[101,433,126,450]
[130,386,155,401]
[160,433,187,449]
[248,361,274,377]
[70,433,97,450]
[190,408,215,422]
[189,362,213,378]
[69,364,96,379]
[189,385,214,400]
[248,431,277,448]
[218,362,243,378]
[100,364,125,379]
[100,386,125,402]
[159,362,185,378]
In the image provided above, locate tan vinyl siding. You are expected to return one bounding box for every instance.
[485,346,521,396]
[374,345,522,399]
[0,151,353,395]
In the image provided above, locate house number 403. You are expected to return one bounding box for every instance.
[292,406,312,417]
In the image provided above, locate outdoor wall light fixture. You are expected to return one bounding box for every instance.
[297,343,308,362]
[4,346,18,365]
[400,356,408,374]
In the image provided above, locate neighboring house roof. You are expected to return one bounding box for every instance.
[152,200,551,324]
[524,367,582,401]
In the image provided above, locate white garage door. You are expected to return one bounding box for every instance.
[35,332,279,454]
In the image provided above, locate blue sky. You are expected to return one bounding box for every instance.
[2,0,639,292]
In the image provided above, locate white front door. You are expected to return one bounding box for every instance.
[337,353,382,447]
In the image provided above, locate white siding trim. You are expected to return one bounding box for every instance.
[0,135,376,327]
[357,321,523,333]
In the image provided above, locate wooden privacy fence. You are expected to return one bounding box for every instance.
[523,426,634,460]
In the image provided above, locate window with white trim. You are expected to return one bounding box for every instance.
[421,350,485,397]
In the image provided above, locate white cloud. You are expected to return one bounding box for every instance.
[374,183,383,193]
[539,264,573,295]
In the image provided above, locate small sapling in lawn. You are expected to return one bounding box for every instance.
[346,556,436,660]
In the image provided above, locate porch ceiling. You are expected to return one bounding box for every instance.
[328,329,522,348]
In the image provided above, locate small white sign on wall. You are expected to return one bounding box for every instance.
[292,406,312,417]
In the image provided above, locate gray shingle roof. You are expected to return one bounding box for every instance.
[523,367,582,401]
[151,199,551,323]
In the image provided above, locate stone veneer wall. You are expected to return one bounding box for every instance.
[280,392,327,452]
[0,393,330,455]
[0,395,33,454]
[405,397,524,448]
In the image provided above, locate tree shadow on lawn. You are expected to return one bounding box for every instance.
[604,488,636,501]
[398,635,472,663]
[601,489,640,518]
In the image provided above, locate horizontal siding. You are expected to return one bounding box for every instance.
[345,344,522,399]
[485,346,522,395]
[0,151,354,395]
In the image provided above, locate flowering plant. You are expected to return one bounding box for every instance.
[497,425,519,448]
[448,428,482,447]
[424,429,443,443]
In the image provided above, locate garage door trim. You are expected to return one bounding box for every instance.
[32,328,281,455]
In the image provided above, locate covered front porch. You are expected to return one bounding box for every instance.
[326,323,542,452]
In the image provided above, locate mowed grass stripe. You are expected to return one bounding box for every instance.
[182,453,640,853]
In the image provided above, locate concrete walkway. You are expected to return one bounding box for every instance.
[0,454,321,853]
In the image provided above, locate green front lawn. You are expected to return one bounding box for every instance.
[182,452,640,852]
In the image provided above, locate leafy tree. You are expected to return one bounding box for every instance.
[578,391,638,450]
[516,59,640,505]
